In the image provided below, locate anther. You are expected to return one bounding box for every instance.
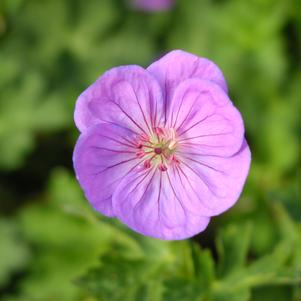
[154,127,165,136]
[158,163,167,172]
[144,159,151,169]
[139,133,150,142]
[136,150,146,158]
[171,155,180,164]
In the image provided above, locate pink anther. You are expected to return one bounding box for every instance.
[154,127,165,137]
[139,133,150,142]
[136,150,146,158]
[171,155,180,164]
[144,159,152,169]
[158,163,167,172]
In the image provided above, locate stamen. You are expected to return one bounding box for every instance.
[135,127,178,171]
[171,155,180,164]
[158,163,167,172]
[136,150,146,158]
[141,144,154,149]
[139,133,150,142]
[154,127,165,136]
[144,159,152,169]
[168,140,176,149]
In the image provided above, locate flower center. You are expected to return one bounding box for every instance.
[135,127,179,171]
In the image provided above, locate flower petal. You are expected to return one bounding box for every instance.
[172,140,251,217]
[74,66,164,133]
[131,0,174,11]
[147,50,228,123]
[112,167,210,240]
[73,123,141,217]
[171,79,244,156]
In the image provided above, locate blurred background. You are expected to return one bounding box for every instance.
[0,0,300,300]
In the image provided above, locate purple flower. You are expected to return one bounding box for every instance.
[73,50,251,240]
[130,0,174,11]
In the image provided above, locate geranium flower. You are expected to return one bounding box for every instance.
[130,0,174,11]
[73,50,251,240]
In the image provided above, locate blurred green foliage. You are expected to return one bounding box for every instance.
[0,0,300,300]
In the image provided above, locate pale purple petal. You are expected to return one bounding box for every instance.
[74,66,164,133]
[171,140,251,217]
[170,79,244,157]
[112,167,210,240]
[147,50,228,123]
[73,123,141,217]
[74,88,99,132]
[131,0,174,11]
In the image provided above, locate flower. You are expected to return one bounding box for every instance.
[130,0,174,11]
[73,50,251,240]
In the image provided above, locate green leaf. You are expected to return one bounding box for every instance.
[14,169,114,300]
[190,242,215,290]
[163,278,205,301]
[216,222,252,277]
[0,70,69,170]
[77,249,164,301]
[212,286,250,301]
[251,285,293,301]
[0,219,30,287]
